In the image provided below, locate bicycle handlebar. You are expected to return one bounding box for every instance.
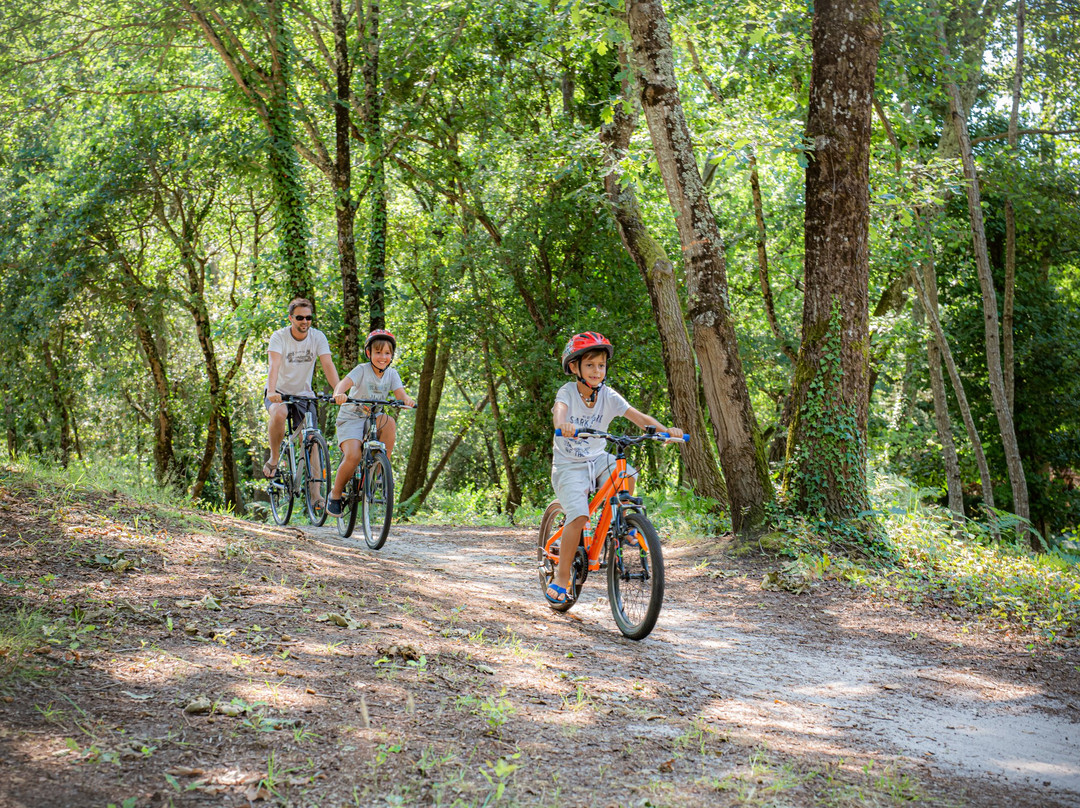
[335,397,415,409]
[275,392,334,402]
[555,427,689,444]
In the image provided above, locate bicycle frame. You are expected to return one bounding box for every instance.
[278,401,323,495]
[545,452,644,572]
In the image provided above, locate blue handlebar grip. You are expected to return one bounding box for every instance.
[683,434,690,442]
[555,429,562,437]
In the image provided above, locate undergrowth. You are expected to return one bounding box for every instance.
[778,471,1080,643]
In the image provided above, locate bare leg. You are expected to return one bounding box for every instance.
[331,441,362,499]
[552,514,588,596]
[266,404,289,473]
[376,413,397,456]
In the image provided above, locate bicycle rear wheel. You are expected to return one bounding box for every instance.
[361,451,393,550]
[337,475,359,539]
[536,501,586,612]
[607,512,664,640]
[268,464,294,526]
[303,434,330,526]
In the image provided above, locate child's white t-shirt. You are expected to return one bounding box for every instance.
[336,363,403,423]
[551,382,630,465]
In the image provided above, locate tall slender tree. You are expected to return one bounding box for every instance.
[625,0,772,532]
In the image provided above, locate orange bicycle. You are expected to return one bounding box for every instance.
[537,427,687,640]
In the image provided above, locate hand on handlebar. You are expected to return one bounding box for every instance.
[334,392,349,405]
[555,422,576,438]
[268,392,283,404]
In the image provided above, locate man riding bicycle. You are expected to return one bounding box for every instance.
[263,299,341,502]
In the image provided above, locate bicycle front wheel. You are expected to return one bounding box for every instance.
[303,434,330,526]
[268,461,294,526]
[361,451,393,550]
[607,512,664,640]
[337,474,359,539]
[536,501,581,612]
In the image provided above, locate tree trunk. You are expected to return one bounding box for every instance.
[626,0,772,532]
[361,0,387,330]
[916,263,965,516]
[939,26,1030,530]
[402,310,450,502]
[782,0,882,520]
[599,45,727,507]
[911,265,996,513]
[332,0,362,367]
[481,335,520,515]
[749,152,797,363]
[41,338,71,468]
[406,391,491,513]
[1003,0,1024,414]
[191,407,219,501]
[265,0,315,301]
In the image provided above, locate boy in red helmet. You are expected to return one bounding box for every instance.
[547,332,683,604]
[327,329,415,516]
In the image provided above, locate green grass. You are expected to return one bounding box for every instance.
[780,471,1080,643]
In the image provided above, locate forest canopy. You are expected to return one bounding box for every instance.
[2,0,1079,545]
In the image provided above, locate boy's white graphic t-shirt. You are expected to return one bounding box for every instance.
[551,382,629,464]
[268,326,332,396]
[337,363,403,423]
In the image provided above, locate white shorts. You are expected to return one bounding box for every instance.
[550,452,637,523]
[335,417,371,447]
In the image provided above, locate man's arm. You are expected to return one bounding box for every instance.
[267,351,283,403]
[319,353,341,390]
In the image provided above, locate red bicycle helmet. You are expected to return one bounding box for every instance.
[561,331,613,374]
[364,328,397,355]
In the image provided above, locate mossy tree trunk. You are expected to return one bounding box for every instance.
[626,0,772,532]
[782,0,882,520]
[360,0,386,330]
[332,0,362,366]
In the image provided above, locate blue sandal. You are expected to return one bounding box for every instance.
[545,583,569,604]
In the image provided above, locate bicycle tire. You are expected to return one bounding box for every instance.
[303,434,330,526]
[337,474,359,539]
[607,512,664,640]
[536,501,587,612]
[361,451,393,550]
[268,461,293,526]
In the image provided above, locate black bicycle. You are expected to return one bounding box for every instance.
[333,398,411,548]
[267,394,332,527]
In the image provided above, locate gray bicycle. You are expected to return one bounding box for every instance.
[333,398,411,548]
[267,394,332,527]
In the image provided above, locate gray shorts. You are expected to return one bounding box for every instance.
[550,452,637,523]
[335,417,371,447]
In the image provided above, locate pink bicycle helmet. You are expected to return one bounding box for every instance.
[364,329,397,356]
[560,331,613,374]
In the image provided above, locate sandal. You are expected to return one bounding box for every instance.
[545,582,569,605]
[262,460,279,479]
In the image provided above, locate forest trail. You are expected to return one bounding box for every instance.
[312,523,1080,804]
[2,484,1079,808]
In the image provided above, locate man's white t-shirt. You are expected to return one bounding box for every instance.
[337,363,403,423]
[267,326,332,397]
[551,383,630,465]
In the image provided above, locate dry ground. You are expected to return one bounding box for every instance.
[0,474,1078,807]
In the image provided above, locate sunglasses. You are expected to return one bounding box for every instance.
[292,314,313,321]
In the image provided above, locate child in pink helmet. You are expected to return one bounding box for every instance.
[327,329,415,516]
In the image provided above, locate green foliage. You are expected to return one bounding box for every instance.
[780,471,1080,642]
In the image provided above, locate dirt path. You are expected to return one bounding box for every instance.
[314,523,1080,804]
[2,484,1079,808]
